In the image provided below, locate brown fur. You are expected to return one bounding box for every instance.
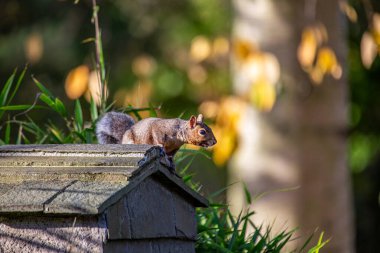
[96,112,217,161]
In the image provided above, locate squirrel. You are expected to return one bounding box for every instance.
[96,111,217,165]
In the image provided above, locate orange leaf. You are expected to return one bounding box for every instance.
[65,65,89,100]
[298,28,317,68]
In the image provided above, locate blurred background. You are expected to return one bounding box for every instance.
[0,0,379,252]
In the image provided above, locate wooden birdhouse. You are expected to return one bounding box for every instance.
[0,144,208,253]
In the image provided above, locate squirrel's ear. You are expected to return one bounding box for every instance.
[197,114,204,123]
[189,115,197,128]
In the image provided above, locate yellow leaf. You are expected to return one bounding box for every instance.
[234,39,256,62]
[298,28,317,68]
[361,32,377,69]
[316,47,338,74]
[216,97,246,129]
[65,65,89,100]
[206,96,248,166]
[309,67,324,85]
[339,2,358,23]
[373,13,380,37]
[249,80,276,111]
[313,23,328,44]
[213,130,236,166]
[372,14,380,46]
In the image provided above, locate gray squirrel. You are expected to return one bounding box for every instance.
[96,111,217,162]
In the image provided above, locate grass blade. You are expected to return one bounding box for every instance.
[243,182,252,205]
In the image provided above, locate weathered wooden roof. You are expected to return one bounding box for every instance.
[0,144,208,215]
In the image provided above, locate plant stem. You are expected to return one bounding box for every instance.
[91,0,106,113]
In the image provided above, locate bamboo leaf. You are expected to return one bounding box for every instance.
[16,126,22,144]
[5,121,11,144]
[39,93,55,108]
[243,182,252,204]
[0,105,47,111]
[48,124,64,144]
[8,66,27,105]
[54,98,67,117]
[0,69,16,106]
[90,96,98,122]
[74,99,83,131]
[82,37,95,43]
[32,76,54,98]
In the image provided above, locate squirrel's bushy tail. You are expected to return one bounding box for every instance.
[96,112,135,144]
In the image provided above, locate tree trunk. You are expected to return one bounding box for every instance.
[229,0,355,252]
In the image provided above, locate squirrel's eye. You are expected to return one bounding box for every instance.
[199,129,206,136]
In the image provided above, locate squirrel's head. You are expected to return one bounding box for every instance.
[187,114,217,147]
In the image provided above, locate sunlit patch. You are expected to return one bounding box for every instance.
[25,33,43,64]
[190,36,212,62]
[84,71,108,105]
[187,65,208,85]
[132,55,156,77]
[339,1,358,23]
[212,37,230,57]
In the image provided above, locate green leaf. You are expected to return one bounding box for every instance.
[54,98,67,117]
[8,66,27,105]
[149,102,158,117]
[0,69,16,106]
[308,232,330,253]
[39,93,55,108]
[32,76,54,98]
[48,124,64,143]
[90,97,98,122]
[16,126,22,145]
[243,182,252,204]
[0,105,47,111]
[5,121,11,144]
[82,37,95,43]
[74,99,83,131]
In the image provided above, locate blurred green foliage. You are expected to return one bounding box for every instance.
[0,0,380,252]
